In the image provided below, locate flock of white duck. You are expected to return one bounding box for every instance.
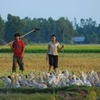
[0,70,100,88]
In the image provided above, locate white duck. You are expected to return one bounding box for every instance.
[0,76,11,87]
[10,73,21,88]
[70,74,83,86]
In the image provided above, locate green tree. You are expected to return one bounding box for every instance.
[22,17,33,44]
[0,15,5,39]
[56,17,75,44]
[89,32,99,44]
[4,14,24,42]
[76,18,98,44]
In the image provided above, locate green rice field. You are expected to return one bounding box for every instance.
[1,44,100,53]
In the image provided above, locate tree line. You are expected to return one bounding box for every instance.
[0,14,100,44]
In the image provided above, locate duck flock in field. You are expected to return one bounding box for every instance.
[0,70,100,88]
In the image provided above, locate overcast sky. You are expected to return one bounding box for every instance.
[0,0,100,23]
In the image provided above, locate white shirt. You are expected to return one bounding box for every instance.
[48,42,60,55]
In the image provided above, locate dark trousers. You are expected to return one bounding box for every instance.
[48,55,58,69]
[12,55,24,72]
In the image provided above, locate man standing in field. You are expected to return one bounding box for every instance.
[46,35,64,72]
[10,33,25,73]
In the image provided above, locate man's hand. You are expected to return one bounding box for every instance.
[62,45,64,48]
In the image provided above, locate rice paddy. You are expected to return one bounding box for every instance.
[0,45,100,100]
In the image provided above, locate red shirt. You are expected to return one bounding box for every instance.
[12,39,25,57]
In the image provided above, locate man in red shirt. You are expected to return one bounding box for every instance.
[10,33,25,73]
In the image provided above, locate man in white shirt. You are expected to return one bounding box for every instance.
[46,35,64,72]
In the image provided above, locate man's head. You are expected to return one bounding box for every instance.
[51,35,57,42]
[14,33,20,41]
[51,35,56,38]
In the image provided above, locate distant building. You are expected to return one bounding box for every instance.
[73,37,85,44]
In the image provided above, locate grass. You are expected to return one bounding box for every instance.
[1,44,100,53]
[0,86,100,100]
[0,53,99,75]
[0,93,58,100]
[0,53,100,76]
